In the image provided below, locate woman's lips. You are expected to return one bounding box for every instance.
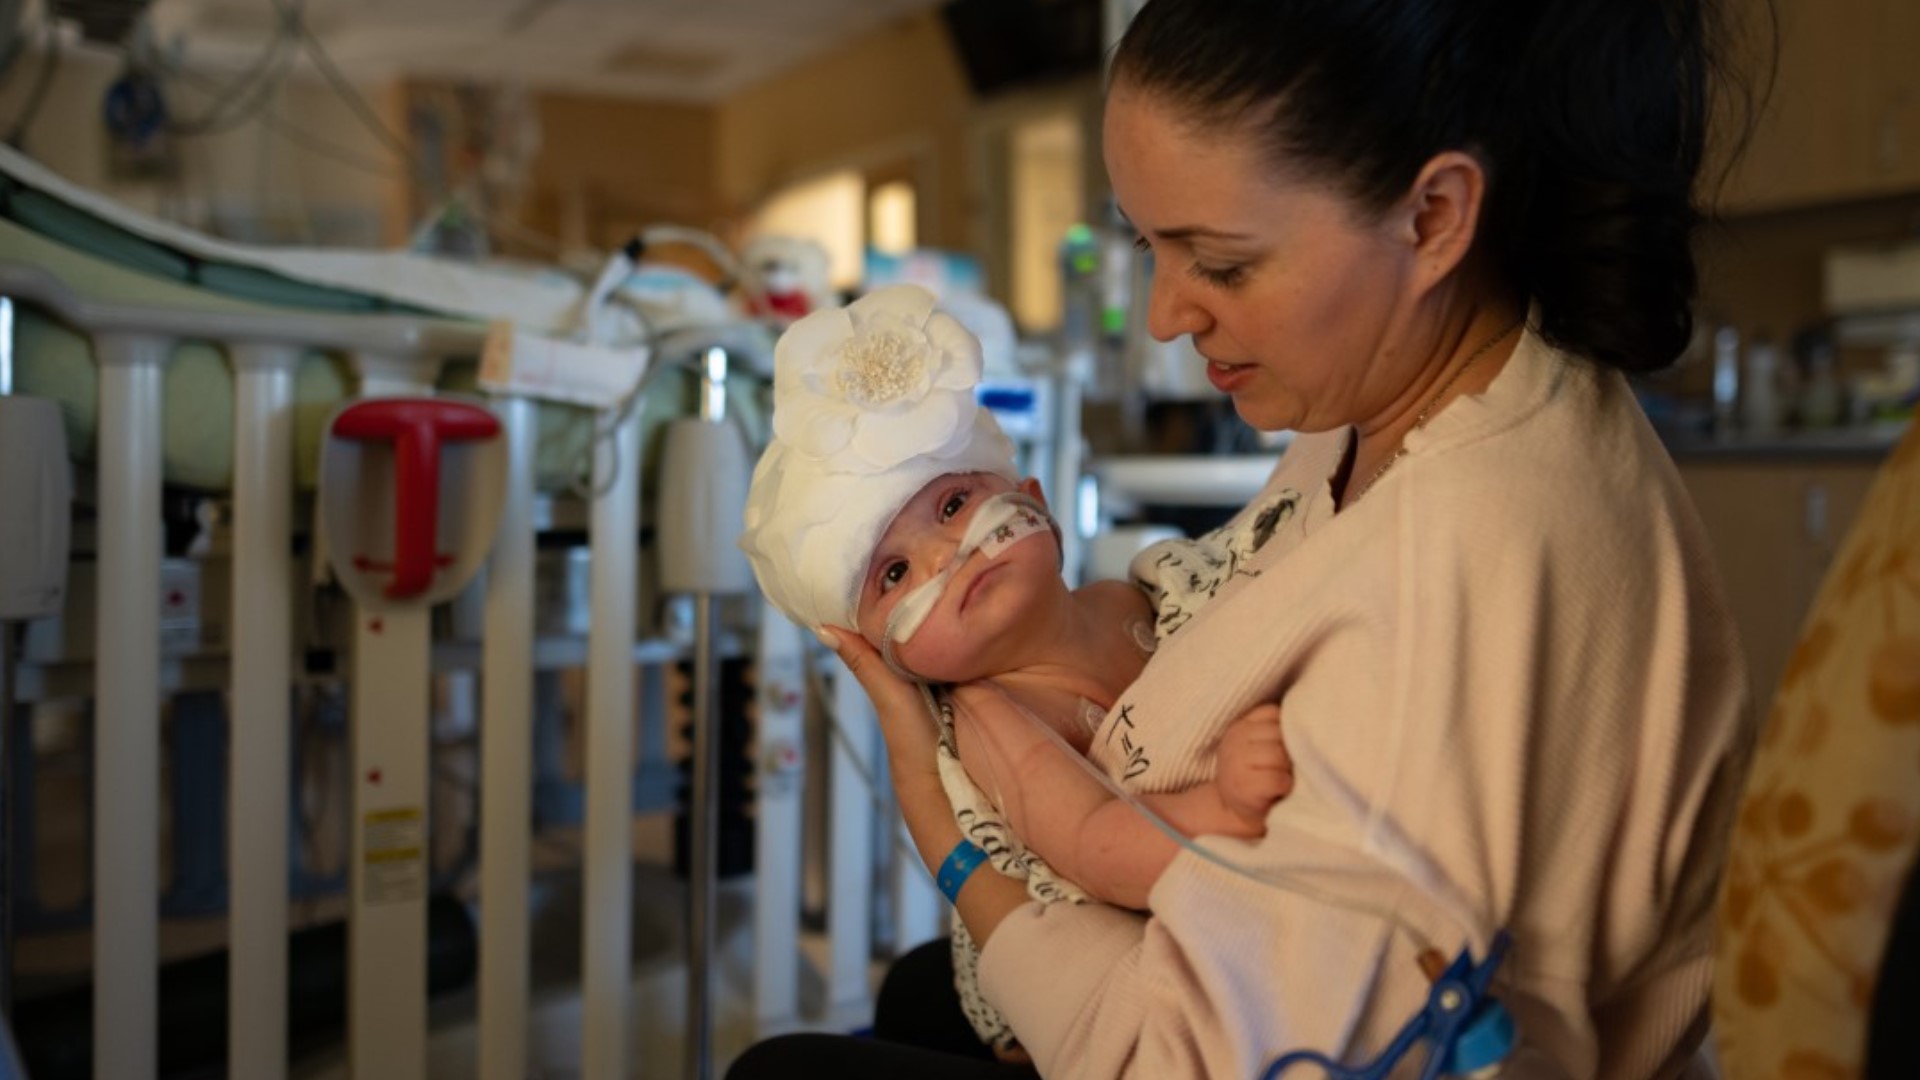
[1205,359,1256,394]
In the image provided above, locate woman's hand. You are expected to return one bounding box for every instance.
[815,626,941,782]
[816,626,1037,951]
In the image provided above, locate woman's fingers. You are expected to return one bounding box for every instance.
[816,626,919,713]
[816,626,941,773]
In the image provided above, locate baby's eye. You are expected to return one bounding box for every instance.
[940,491,970,521]
[878,560,909,594]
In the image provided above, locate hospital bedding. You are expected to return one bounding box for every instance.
[0,143,589,328]
[0,155,768,493]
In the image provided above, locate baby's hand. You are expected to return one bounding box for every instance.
[1215,704,1292,830]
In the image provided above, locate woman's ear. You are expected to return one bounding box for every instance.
[1020,476,1048,507]
[1398,150,1487,298]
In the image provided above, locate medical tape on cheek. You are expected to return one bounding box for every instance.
[878,494,1058,680]
[973,495,1051,559]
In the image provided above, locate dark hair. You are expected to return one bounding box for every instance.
[1111,0,1758,375]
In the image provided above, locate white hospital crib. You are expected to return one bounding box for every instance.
[0,164,944,1078]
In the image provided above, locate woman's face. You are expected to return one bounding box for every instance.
[1103,86,1423,434]
[853,473,1063,684]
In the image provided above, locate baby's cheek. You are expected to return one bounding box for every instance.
[898,626,974,683]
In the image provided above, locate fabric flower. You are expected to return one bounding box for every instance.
[770,283,983,473]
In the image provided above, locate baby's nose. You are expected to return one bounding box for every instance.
[928,539,973,577]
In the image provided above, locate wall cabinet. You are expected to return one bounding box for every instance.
[1677,458,1880,709]
[1720,0,1920,212]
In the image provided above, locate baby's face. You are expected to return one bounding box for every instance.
[854,472,1060,683]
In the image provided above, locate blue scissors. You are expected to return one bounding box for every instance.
[1260,931,1516,1080]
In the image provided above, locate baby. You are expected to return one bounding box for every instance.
[738,284,1290,1055]
[739,283,1289,905]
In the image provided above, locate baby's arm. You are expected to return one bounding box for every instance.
[951,694,1290,910]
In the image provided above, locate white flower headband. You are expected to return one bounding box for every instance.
[741,284,1020,632]
[771,283,988,471]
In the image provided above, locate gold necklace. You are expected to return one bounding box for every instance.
[1347,316,1525,506]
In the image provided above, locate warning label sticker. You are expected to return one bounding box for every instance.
[362,807,425,906]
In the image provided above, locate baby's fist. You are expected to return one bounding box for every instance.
[1216,704,1293,829]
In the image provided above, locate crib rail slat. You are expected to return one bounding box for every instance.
[228,342,300,1080]
[584,409,642,1080]
[347,602,432,1080]
[93,332,169,1080]
[827,678,878,1018]
[479,395,538,1080]
[752,614,806,1029]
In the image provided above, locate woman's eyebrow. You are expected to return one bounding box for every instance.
[1154,224,1255,242]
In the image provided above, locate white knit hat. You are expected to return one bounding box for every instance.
[740,284,1018,631]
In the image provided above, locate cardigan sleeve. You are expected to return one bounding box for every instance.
[977,824,1414,1079]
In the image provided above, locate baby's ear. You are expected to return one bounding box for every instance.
[1019,477,1047,507]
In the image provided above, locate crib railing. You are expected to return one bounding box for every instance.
[0,258,943,1080]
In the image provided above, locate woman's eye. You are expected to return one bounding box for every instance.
[940,491,970,520]
[1131,235,1150,254]
[879,560,909,594]
[1188,261,1246,289]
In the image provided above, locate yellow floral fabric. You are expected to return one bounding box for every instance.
[1716,425,1920,1080]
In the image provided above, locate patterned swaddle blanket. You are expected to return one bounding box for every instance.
[942,488,1299,1050]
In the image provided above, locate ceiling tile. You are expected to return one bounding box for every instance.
[151,0,955,102]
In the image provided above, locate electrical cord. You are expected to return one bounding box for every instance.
[164,0,303,137]
[269,0,414,166]
[165,51,396,178]
[563,225,772,502]
[248,101,397,177]
[801,642,945,879]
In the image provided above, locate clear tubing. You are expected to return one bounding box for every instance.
[943,679,1490,958]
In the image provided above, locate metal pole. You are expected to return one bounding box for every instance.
[0,303,11,1018]
[1,622,16,1019]
[685,344,730,1080]
[686,593,718,1080]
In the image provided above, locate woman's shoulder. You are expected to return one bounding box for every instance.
[1417,342,1687,527]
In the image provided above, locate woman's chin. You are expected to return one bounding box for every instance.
[1228,395,1296,435]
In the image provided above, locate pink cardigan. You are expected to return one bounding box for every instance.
[978,331,1752,1079]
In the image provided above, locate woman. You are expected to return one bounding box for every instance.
[730,0,1753,1076]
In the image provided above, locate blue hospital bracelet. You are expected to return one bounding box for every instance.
[936,840,989,905]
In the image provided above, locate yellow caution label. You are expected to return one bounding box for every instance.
[361,807,425,905]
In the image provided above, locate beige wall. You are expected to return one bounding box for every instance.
[1700,194,1920,348]
[516,91,722,254]
[492,10,982,274]
[715,11,975,248]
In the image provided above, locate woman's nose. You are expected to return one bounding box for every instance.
[1145,267,1211,342]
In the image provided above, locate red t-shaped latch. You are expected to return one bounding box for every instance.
[331,399,500,600]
